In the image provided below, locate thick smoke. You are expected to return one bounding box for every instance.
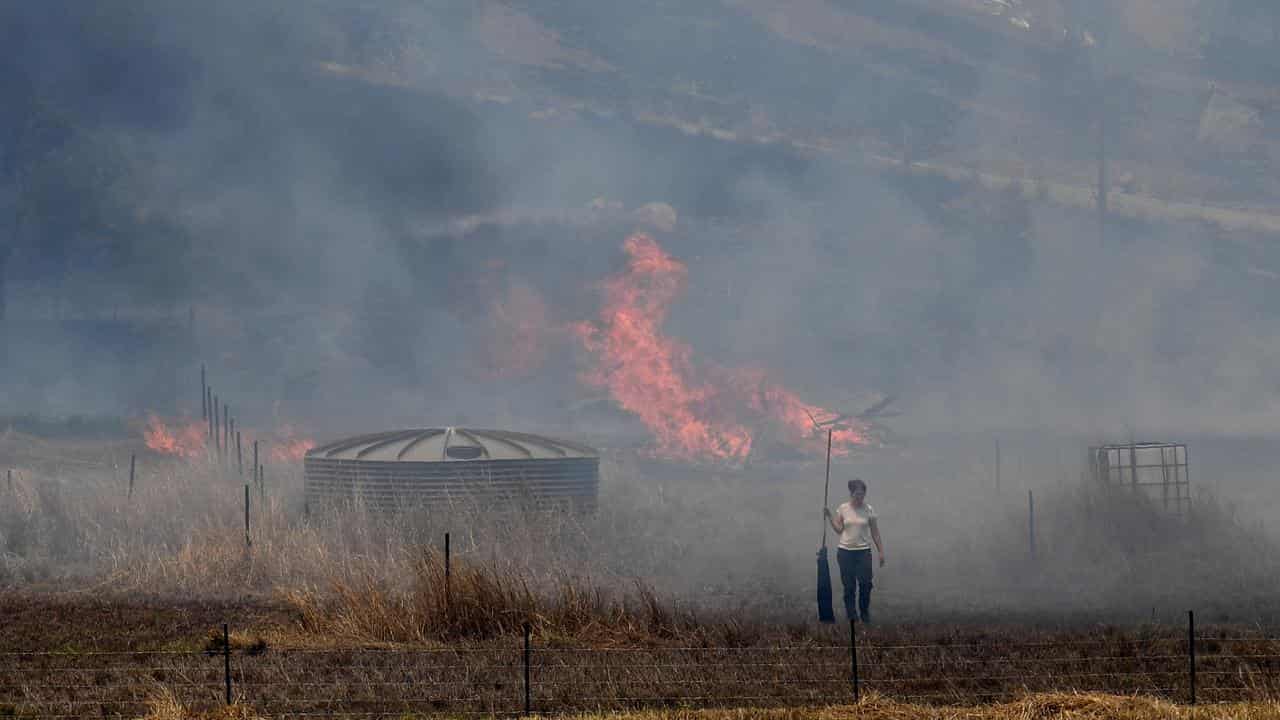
[5,2,1280,437]
[5,0,1280,616]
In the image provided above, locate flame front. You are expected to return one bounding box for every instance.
[269,425,316,462]
[143,415,206,459]
[575,233,869,462]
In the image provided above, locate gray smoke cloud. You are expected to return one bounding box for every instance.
[7,0,1280,621]
[4,2,1280,521]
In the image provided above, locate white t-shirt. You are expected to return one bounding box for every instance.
[836,501,877,551]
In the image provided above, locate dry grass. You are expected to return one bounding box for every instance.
[4,432,1280,635]
[141,689,264,720]
[125,691,1280,719]
[571,693,1280,719]
[283,547,764,646]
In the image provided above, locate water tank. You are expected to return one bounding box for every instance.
[304,427,599,511]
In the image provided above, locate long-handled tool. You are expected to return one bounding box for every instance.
[816,428,835,623]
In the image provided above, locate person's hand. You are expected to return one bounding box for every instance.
[879,553,886,567]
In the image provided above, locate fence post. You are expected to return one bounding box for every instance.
[201,364,207,420]
[6,469,11,492]
[444,532,451,613]
[850,619,860,702]
[223,623,232,705]
[244,484,252,548]
[1188,610,1196,705]
[128,454,136,500]
[523,622,532,715]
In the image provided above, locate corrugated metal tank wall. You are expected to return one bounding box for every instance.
[304,427,599,511]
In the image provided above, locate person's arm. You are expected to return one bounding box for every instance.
[823,507,844,534]
[869,518,885,566]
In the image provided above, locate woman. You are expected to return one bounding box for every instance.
[824,478,885,624]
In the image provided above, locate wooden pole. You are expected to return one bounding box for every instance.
[252,441,259,489]
[523,623,532,715]
[1189,610,1196,705]
[223,623,232,705]
[128,454,136,500]
[6,469,11,492]
[213,395,221,454]
[235,429,242,476]
[1097,28,1109,248]
[223,403,229,459]
[244,483,251,548]
[821,428,833,546]
[850,619,860,702]
[445,532,452,613]
[200,364,207,421]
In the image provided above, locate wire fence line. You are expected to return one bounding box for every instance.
[4,620,1280,717]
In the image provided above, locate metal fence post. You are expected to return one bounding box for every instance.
[850,619,860,702]
[523,623,532,715]
[1189,610,1196,705]
[223,623,232,705]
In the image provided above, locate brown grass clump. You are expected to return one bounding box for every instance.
[141,688,263,720]
[284,547,753,645]
[569,693,1280,720]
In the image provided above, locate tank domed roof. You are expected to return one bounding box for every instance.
[305,427,597,462]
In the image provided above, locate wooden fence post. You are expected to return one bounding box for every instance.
[850,619,860,702]
[1189,610,1196,705]
[244,484,251,548]
[523,622,532,715]
[223,623,232,705]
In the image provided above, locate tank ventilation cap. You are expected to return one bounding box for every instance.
[445,445,483,460]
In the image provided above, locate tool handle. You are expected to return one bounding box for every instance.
[820,428,832,547]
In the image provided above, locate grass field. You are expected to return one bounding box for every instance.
[131,693,1280,719]
[3,429,1280,716]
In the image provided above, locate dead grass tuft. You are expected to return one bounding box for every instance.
[284,548,742,645]
[140,687,264,720]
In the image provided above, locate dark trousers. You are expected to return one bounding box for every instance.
[836,548,874,622]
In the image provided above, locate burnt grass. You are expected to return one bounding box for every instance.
[4,593,1280,717]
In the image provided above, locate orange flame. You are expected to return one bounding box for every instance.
[575,233,869,462]
[143,415,207,459]
[268,425,316,463]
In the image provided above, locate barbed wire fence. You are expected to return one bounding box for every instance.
[4,613,1280,718]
